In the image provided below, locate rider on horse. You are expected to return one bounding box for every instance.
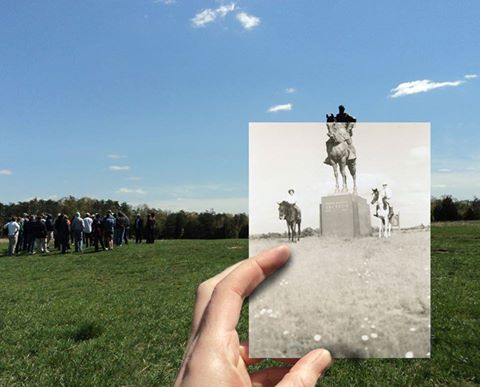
[324,105,357,166]
[286,189,300,213]
[380,182,394,218]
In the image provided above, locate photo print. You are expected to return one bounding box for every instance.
[249,121,430,358]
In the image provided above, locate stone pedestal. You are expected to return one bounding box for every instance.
[319,194,371,238]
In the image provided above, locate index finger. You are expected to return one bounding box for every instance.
[201,245,290,334]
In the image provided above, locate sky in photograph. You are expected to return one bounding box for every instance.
[0,1,479,213]
[250,123,430,233]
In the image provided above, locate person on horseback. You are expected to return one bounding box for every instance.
[380,182,394,218]
[324,105,357,166]
[286,189,300,213]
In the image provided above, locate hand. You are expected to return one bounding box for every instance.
[175,245,332,387]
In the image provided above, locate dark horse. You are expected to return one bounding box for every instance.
[278,201,302,242]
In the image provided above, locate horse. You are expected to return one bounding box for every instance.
[325,114,357,194]
[277,201,301,242]
[371,188,394,238]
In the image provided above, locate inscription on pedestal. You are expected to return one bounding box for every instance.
[320,194,371,238]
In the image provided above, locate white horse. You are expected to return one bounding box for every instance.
[371,188,393,238]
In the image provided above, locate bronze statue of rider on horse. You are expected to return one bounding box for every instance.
[324,105,357,166]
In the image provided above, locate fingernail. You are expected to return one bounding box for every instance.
[314,349,333,369]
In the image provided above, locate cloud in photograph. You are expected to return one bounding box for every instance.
[267,103,292,113]
[236,11,260,30]
[285,87,296,94]
[191,3,236,27]
[154,0,175,4]
[109,165,130,171]
[464,74,478,79]
[117,187,146,194]
[107,154,127,159]
[0,169,13,175]
[390,79,464,98]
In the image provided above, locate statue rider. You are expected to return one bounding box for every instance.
[324,105,357,165]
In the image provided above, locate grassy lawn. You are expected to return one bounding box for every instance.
[1,223,479,386]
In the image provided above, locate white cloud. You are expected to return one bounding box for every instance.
[236,12,260,30]
[109,165,130,171]
[118,188,146,195]
[153,0,175,4]
[0,169,13,175]
[267,103,292,113]
[464,74,478,79]
[438,168,452,172]
[191,3,236,27]
[390,79,464,98]
[107,154,127,159]
[285,87,296,94]
[126,176,143,181]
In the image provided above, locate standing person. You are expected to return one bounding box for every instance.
[21,213,30,253]
[33,215,47,254]
[114,212,126,246]
[146,213,156,244]
[92,214,105,252]
[24,215,36,254]
[83,213,93,248]
[53,213,62,250]
[134,215,143,243]
[123,213,130,245]
[71,212,85,252]
[4,217,20,256]
[103,211,115,250]
[15,216,26,254]
[57,214,70,254]
[45,214,54,252]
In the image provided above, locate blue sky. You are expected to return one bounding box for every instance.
[0,0,479,212]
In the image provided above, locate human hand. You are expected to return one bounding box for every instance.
[175,245,332,387]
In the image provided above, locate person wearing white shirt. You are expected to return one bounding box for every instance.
[381,183,393,217]
[286,189,301,213]
[83,213,93,248]
[4,217,20,256]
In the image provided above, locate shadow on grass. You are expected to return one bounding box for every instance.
[71,321,103,342]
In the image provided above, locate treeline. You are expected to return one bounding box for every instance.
[431,196,480,221]
[0,197,248,239]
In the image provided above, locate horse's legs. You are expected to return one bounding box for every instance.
[332,163,340,193]
[348,161,357,194]
[297,221,301,241]
[339,161,348,192]
[287,223,291,241]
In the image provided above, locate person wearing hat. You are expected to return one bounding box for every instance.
[324,105,357,165]
[103,211,116,250]
[380,182,393,217]
[285,189,301,214]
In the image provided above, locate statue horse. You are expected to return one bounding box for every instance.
[277,201,301,242]
[371,188,394,238]
[325,114,357,194]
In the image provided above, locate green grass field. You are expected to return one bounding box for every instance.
[1,223,479,386]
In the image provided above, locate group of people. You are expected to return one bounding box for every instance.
[2,212,157,256]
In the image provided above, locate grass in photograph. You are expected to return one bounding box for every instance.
[0,222,479,385]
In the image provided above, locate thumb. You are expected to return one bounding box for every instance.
[276,349,332,386]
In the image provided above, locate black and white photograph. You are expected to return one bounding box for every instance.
[249,116,431,358]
